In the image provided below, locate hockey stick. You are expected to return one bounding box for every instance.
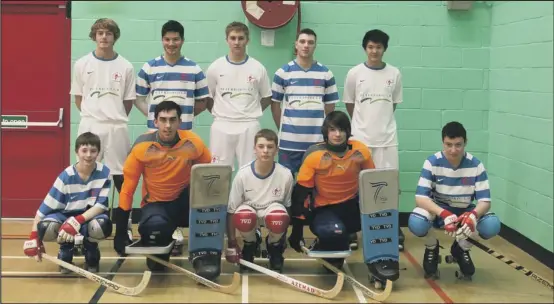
[109,185,116,221]
[301,246,393,302]
[41,253,151,296]
[467,238,554,291]
[145,254,241,294]
[239,259,344,299]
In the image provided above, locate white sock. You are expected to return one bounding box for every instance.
[425,229,438,249]
[458,238,472,251]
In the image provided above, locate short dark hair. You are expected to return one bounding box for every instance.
[75,132,101,152]
[321,111,351,140]
[155,100,182,119]
[442,121,467,142]
[362,29,389,50]
[162,20,184,39]
[296,28,317,41]
[254,129,278,146]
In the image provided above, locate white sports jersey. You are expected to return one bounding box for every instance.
[272,60,339,152]
[343,63,403,148]
[227,161,294,213]
[37,162,111,219]
[70,51,136,123]
[206,55,272,122]
[136,55,209,130]
[415,151,491,209]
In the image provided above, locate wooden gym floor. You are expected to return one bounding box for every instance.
[1,220,552,303]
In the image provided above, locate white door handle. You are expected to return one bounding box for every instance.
[1,108,64,128]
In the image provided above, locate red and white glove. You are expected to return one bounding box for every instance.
[23,231,45,262]
[439,210,458,238]
[456,210,478,240]
[225,240,242,264]
[57,215,86,243]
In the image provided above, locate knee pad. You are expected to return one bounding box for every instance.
[264,209,290,234]
[233,207,257,233]
[138,214,174,246]
[85,215,113,242]
[408,207,433,237]
[37,219,61,242]
[477,212,501,239]
[311,211,346,239]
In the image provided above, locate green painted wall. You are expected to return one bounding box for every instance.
[69,1,552,251]
[488,1,553,251]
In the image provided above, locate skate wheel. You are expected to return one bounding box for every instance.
[261,250,268,258]
[399,244,404,252]
[445,255,455,264]
[374,280,383,289]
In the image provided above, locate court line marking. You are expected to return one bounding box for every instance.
[402,250,454,304]
[1,271,335,277]
[242,274,249,304]
[344,262,366,303]
[1,255,318,261]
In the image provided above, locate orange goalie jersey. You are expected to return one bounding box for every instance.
[119,130,212,211]
[296,139,375,208]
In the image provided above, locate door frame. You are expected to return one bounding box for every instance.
[1,0,72,218]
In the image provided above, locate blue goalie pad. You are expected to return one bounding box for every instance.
[188,164,232,278]
[359,168,400,265]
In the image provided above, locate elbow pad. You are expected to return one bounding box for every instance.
[291,183,312,217]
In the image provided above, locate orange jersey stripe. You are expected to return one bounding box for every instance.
[119,130,212,211]
[297,140,375,208]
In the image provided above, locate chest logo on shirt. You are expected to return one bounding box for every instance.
[89,88,120,98]
[272,187,282,197]
[112,72,122,82]
[153,92,188,103]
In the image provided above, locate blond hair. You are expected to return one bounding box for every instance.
[225,21,249,39]
[89,18,121,41]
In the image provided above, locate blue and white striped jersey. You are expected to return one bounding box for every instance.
[136,56,209,130]
[415,151,491,208]
[271,60,339,152]
[36,162,111,219]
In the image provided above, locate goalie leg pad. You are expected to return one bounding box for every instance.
[37,215,63,242]
[138,203,175,247]
[83,214,113,242]
[191,250,222,281]
[407,207,434,237]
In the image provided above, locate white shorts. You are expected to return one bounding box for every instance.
[77,118,131,175]
[369,146,399,169]
[210,120,260,170]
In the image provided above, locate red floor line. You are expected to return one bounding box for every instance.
[402,249,455,304]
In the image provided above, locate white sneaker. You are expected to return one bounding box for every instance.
[127,217,133,242]
[171,228,184,256]
[173,228,184,245]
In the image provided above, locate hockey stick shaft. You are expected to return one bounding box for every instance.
[467,238,553,291]
[41,253,150,296]
[301,247,393,302]
[239,259,344,299]
[145,254,240,294]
